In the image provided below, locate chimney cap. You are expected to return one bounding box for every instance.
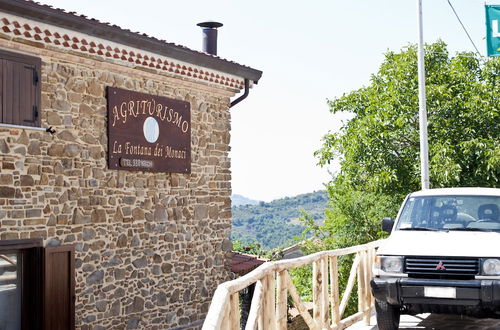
[197,21,223,29]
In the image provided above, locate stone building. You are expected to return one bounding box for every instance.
[0,0,261,329]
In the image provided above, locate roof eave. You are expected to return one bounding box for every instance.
[0,0,262,83]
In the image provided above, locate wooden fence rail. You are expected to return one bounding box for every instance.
[203,239,384,330]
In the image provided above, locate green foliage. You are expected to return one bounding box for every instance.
[232,240,270,258]
[315,41,500,246]
[316,41,500,195]
[231,191,328,249]
[315,41,500,245]
[289,264,313,301]
[298,42,500,316]
[322,183,400,247]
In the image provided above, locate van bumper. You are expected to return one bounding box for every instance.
[371,277,500,307]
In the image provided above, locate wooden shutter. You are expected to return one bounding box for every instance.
[0,50,40,127]
[43,245,75,330]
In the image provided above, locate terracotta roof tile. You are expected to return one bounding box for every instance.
[231,252,267,275]
[17,0,260,81]
[0,1,260,88]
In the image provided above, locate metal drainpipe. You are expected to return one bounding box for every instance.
[230,79,250,108]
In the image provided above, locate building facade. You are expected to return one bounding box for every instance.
[0,1,261,329]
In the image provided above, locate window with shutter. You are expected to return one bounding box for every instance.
[0,49,41,127]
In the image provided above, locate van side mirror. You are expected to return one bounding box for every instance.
[382,217,395,233]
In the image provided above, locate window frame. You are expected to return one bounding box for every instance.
[0,238,43,330]
[0,48,41,128]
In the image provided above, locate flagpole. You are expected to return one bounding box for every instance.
[417,0,430,190]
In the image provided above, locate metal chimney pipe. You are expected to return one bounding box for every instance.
[197,21,223,55]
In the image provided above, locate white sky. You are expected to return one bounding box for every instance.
[38,0,495,201]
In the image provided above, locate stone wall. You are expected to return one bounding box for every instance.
[0,49,235,329]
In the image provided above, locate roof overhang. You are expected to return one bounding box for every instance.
[0,0,262,84]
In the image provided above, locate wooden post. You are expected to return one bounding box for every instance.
[245,280,263,330]
[202,286,231,329]
[221,302,231,330]
[357,251,367,318]
[312,260,321,324]
[276,271,288,329]
[365,248,374,321]
[339,254,360,318]
[258,277,266,329]
[230,292,241,329]
[263,273,276,330]
[329,256,340,326]
[358,249,371,326]
[320,257,329,328]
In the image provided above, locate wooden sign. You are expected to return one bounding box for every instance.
[107,87,191,173]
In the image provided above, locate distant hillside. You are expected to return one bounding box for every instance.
[231,194,260,206]
[231,190,328,250]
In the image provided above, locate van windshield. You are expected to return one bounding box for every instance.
[396,195,500,232]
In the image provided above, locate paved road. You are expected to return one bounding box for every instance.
[347,313,500,330]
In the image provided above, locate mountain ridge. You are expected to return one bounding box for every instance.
[231,194,260,206]
[231,190,328,250]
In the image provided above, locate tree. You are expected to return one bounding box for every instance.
[317,41,500,197]
[301,42,500,316]
[315,41,499,245]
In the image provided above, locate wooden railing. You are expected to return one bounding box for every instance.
[203,240,384,330]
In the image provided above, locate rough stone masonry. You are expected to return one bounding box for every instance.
[0,4,261,327]
[0,54,233,328]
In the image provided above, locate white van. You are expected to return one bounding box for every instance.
[371,187,500,330]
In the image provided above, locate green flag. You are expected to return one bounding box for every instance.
[486,5,500,57]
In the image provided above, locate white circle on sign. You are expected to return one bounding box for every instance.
[143,117,159,143]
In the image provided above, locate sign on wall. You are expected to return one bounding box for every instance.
[107,87,191,173]
[486,5,500,57]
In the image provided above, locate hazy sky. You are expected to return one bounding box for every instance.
[39,0,494,201]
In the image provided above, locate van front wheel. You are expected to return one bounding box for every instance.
[375,299,400,330]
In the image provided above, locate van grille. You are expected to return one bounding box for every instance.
[405,257,479,277]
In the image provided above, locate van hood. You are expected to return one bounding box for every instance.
[378,230,500,258]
